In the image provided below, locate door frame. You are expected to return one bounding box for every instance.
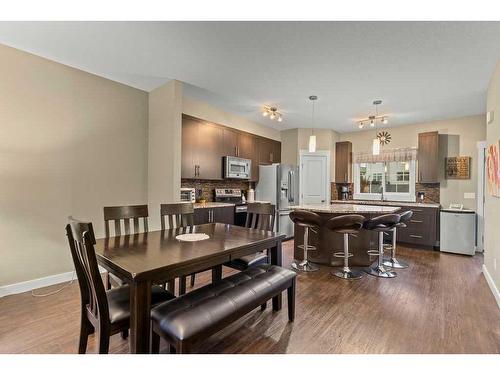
[476,140,487,252]
[299,150,331,205]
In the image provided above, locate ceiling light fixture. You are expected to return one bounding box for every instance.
[262,106,283,122]
[309,95,318,153]
[357,100,389,129]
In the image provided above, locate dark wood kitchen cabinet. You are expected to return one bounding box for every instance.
[335,141,352,183]
[395,206,439,248]
[258,138,281,165]
[182,115,224,180]
[418,131,439,183]
[194,206,234,225]
[182,114,281,181]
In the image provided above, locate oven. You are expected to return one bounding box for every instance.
[223,156,251,179]
[234,204,248,226]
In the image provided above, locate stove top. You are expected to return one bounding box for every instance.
[215,188,244,205]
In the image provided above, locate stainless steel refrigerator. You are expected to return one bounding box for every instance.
[255,164,300,239]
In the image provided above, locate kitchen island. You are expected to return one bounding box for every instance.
[292,204,400,267]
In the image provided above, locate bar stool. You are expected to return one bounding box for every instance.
[290,210,321,272]
[383,210,412,269]
[363,213,401,278]
[325,214,366,280]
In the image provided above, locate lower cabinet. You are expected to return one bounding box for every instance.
[194,206,234,225]
[396,207,439,248]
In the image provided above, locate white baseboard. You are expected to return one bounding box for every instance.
[482,264,500,309]
[0,271,75,298]
[0,266,107,298]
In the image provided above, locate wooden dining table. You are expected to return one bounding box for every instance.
[94,222,285,354]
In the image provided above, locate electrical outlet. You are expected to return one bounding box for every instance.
[494,258,497,271]
[464,192,476,199]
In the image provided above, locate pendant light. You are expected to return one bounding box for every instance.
[309,95,318,152]
[372,138,380,155]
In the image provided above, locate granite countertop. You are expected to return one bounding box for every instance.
[293,203,400,214]
[331,199,441,209]
[193,202,235,209]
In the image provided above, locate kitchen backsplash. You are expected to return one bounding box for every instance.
[415,183,440,204]
[181,179,254,202]
[331,182,440,204]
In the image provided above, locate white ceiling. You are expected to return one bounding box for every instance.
[0,21,499,133]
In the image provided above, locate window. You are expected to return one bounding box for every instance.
[354,160,416,201]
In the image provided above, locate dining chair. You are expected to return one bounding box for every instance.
[66,217,174,353]
[103,205,149,289]
[225,202,276,271]
[160,203,202,295]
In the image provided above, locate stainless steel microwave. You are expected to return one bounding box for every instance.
[223,156,251,179]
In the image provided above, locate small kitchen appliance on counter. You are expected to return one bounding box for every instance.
[340,185,350,200]
[180,187,196,203]
[440,204,476,255]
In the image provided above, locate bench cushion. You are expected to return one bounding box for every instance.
[151,264,296,341]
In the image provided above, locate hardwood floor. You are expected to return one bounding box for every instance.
[0,241,498,354]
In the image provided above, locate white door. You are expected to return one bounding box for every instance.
[300,151,330,205]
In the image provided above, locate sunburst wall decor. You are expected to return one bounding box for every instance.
[377,131,391,145]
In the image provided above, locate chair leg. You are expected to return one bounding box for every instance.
[212,265,223,283]
[78,313,91,354]
[151,331,160,354]
[179,276,187,295]
[121,329,129,339]
[97,325,110,354]
[260,302,267,311]
[165,279,176,294]
[190,273,196,288]
[105,273,111,290]
[287,278,296,322]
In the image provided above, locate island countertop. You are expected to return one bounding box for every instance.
[330,199,440,209]
[292,203,400,214]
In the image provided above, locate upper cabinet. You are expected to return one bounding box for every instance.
[335,141,352,183]
[258,137,281,165]
[418,131,439,183]
[181,115,280,181]
[182,115,224,180]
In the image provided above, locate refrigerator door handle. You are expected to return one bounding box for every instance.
[288,170,293,202]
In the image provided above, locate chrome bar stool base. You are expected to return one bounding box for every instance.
[291,260,319,272]
[365,264,397,278]
[332,268,363,280]
[382,257,409,269]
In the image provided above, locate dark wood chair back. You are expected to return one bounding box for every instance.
[245,203,276,231]
[103,205,149,238]
[66,217,109,325]
[160,203,194,230]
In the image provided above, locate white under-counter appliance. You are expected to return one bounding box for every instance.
[223,156,251,179]
[440,205,476,255]
[180,188,196,203]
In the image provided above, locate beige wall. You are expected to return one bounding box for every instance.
[281,128,340,180]
[148,80,183,230]
[339,115,486,208]
[485,61,500,292]
[182,96,281,141]
[0,44,149,286]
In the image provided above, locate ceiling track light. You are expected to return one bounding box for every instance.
[357,100,389,129]
[262,106,283,122]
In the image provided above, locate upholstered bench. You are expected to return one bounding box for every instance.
[150,264,297,353]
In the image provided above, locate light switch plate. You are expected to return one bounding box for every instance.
[464,192,476,199]
[487,111,494,125]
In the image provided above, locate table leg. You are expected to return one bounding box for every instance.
[212,265,222,283]
[129,279,152,354]
[270,239,283,311]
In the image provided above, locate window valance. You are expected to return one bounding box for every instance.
[353,147,418,163]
